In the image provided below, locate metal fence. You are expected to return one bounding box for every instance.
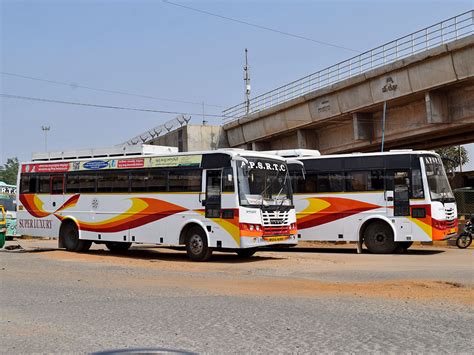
[120,114,191,146]
[223,10,473,121]
[454,188,474,216]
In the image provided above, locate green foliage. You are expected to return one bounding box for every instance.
[435,146,469,173]
[0,158,19,185]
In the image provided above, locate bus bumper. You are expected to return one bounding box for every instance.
[240,234,298,248]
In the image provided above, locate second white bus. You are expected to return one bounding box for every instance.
[274,150,457,253]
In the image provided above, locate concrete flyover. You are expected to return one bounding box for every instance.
[221,35,474,154]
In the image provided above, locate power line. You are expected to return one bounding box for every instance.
[0,93,229,118]
[162,0,360,53]
[0,71,225,108]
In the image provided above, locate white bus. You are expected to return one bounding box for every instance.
[271,150,457,253]
[17,146,298,261]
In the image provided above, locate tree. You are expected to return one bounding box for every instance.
[435,146,469,173]
[0,157,19,185]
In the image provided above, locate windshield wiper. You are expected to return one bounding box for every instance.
[274,171,290,212]
[259,171,281,209]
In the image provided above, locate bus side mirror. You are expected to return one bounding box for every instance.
[385,190,394,201]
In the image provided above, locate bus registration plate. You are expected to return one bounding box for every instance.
[449,228,456,234]
[263,236,288,242]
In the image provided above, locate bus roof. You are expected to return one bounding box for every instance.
[22,148,287,166]
[269,149,439,161]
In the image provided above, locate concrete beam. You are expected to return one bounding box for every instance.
[352,112,373,141]
[251,141,270,151]
[425,91,449,124]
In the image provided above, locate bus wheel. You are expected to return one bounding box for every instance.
[185,226,212,262]
[364,221,396,254]
[236,248,257,258]
[396,241,413,253]
[105,242,132,253]
[61,222,91,252]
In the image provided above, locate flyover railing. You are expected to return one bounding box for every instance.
[223,10,473,122]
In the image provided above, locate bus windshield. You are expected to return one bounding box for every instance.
[0,184,17,212]
[423,156,455,202]
[0,196,16,211]
[237,158,292,207]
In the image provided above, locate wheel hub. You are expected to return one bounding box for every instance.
[189,234,203,254]
[375,233,386,243]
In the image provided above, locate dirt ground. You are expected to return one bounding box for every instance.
[6,238,474,306]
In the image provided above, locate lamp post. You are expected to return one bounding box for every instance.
[41,126,50,151]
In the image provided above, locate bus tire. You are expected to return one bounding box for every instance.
[236,248,257,258]
[185,226,212,261]
[363,221,396,254]
[105,242,132,253]
[61,222,91,252]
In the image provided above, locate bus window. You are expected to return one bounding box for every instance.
[169,169,201,192]
[317,173,344,192]
[130,170,149,192]
[22,175,38,193]
[38,175,50,193]
[66,173,96,193]
[222,167,234,192]
[368,170,384,191]
[51,176,64,195]
[411,169,424,198]
[147,169,168,192]
[346,171,368,191]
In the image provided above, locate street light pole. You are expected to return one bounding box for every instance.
[41,126,50,151]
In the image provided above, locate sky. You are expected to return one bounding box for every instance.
[1,0,473,170]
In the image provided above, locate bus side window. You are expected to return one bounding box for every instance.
[346,171,368,192]
[368,170,384,191]
[222,167,234,192]
[51,176,64,195]
[317,173,344,193]
[130,170,149,192]
[39,175,51,193]
[20,174,35,193]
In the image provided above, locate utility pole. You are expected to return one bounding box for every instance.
[381,101,387,152]
[244,48,251,115]
[41,126,50,151]
[459,145,463,173]
[202,102,207,125]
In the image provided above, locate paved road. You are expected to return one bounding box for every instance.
[1,240,473,353]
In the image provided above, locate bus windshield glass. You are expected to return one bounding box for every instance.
[0,184,17,212]
[423,156,454,202]
[237,158,292,207]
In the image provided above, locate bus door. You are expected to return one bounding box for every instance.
[386,170,412,240]
[205,170,222,218]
